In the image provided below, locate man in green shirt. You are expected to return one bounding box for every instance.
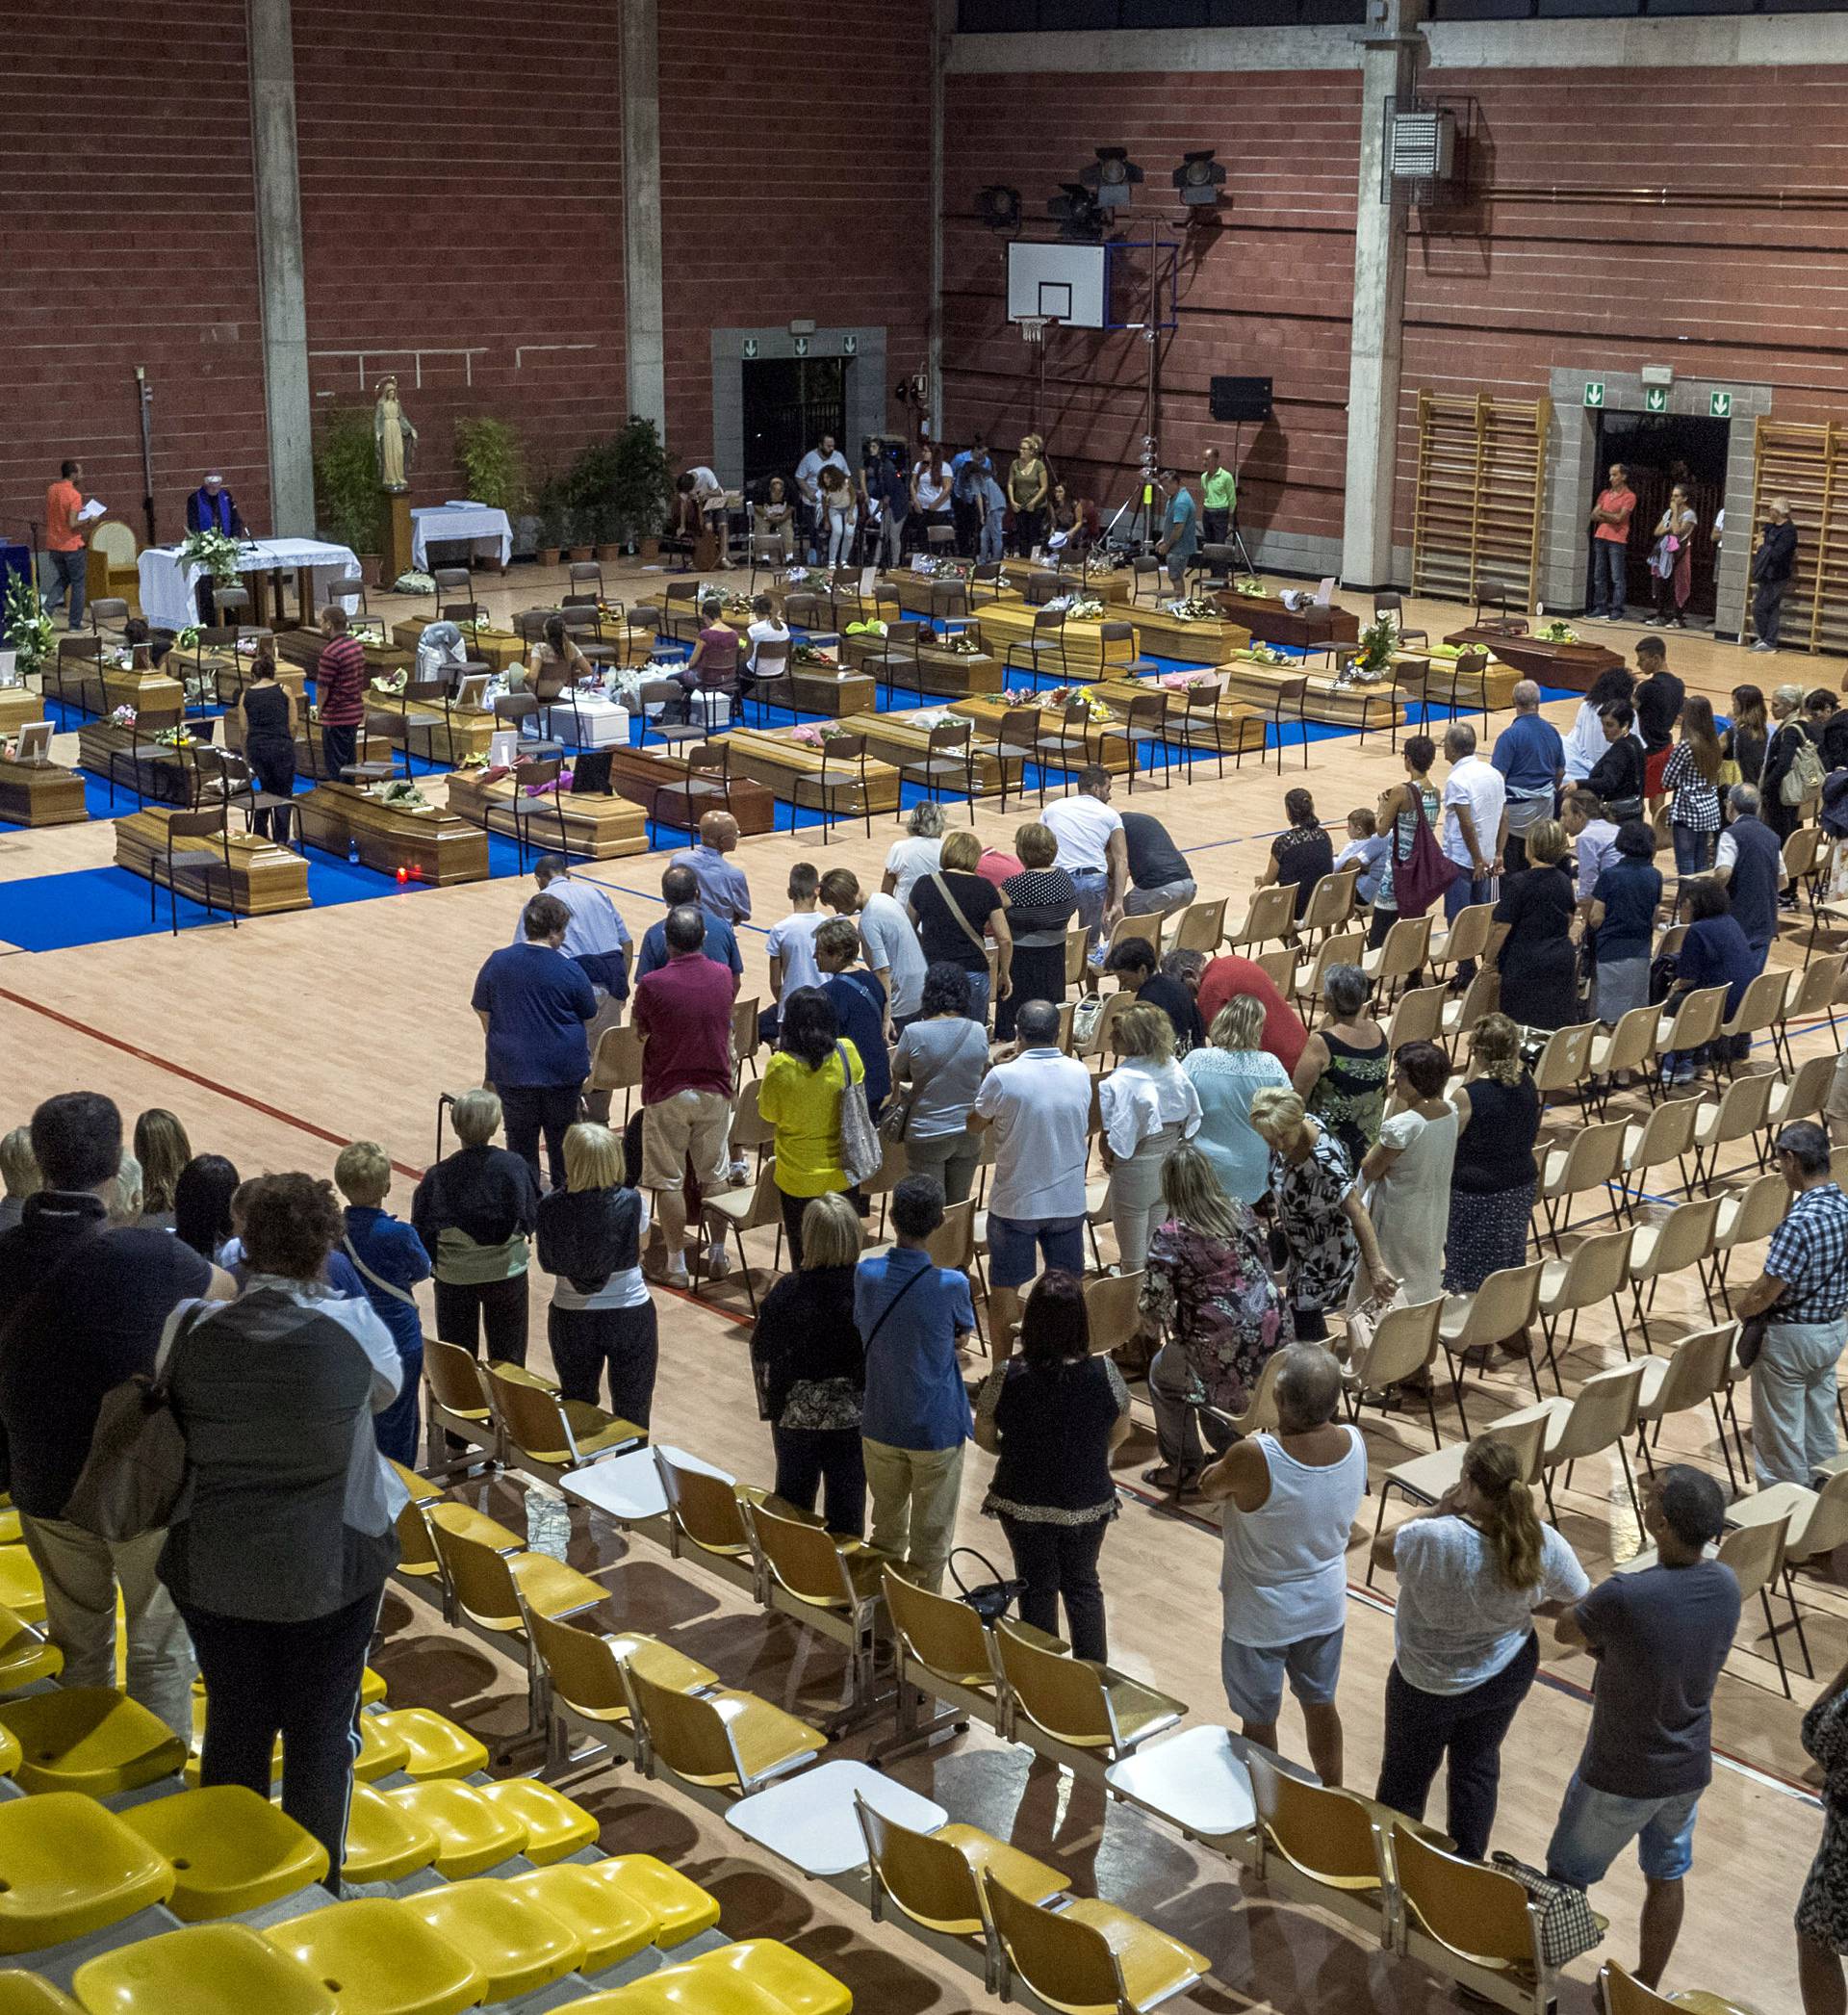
[1201,447,1237,548]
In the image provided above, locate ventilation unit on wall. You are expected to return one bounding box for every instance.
[1388,109,1455,183]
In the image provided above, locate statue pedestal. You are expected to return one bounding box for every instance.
[381,490,413,586]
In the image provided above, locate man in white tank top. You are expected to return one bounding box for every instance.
[1200,1344,1368,1786]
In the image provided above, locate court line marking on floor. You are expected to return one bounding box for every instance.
[0,982,427,1182]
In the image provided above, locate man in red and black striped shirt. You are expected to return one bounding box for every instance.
[314,606,368,781]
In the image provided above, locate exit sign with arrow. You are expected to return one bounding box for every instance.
[1583,381,1604,409]
[1644,386,1668,414]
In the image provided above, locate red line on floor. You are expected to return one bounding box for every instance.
[0,983,427,1181]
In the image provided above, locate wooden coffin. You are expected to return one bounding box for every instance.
[0,758,88,827]
[445,770,652,860]
[1214,591,1360,649]
[294,780,490,885]
[1441,627,1626,694]
[722,727,902,815]
[114,807,312,915]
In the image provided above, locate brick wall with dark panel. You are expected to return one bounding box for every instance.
[0,0,271,551]
[1396,65,1848,552]
[940,68,1362,561]
[654,0,935,470]
[292,0,628,523]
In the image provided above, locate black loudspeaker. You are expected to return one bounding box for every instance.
[1210,375,1273,423]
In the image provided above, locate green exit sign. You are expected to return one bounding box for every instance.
[1583,381,1605,409]
[1711,390,1732,419]
[1644,386,1668,414]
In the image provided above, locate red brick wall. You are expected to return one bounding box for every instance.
[941,70,1362,551]
[1396,65,1848,543]
[0,0,270,552]
[292,0,627,519]
[655,0,935,464]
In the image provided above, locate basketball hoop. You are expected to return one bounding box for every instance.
[1018,316,1053,345]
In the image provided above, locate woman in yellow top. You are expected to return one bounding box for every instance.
[758,986,866,1265]
[1008,434,1051,557]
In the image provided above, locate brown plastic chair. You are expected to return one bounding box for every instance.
[1348,1296,1445,1448]
[1388,1822,1548,2009]
[484,1365,643,1477]
[983,1866,1210,2015]
[526,1606,717,1773]
[742,1499,892,1710]
[989,1618,1184,1762]
[620,1659,823,1798]
[1431,1260,1546,1436]
[1635,1321,1743,1494]
[1245,1747,1390,1932]
[653,1448,757,1586]
[421,1339,500,1468]
[588,1023,646,1125]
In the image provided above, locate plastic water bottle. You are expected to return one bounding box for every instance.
[346,836,359,865]
[524,1486,572,1563]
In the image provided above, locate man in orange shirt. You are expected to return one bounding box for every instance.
[1587,459,1638,624]
[43,460,87,630]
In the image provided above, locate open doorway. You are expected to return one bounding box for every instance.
[741,358,852,495]
[1589,411,1730,621]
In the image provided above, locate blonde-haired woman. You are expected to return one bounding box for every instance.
[1099,1001,1201,1275]
[411,1088,539,1369]
[1372,1435,1589,1858]
[1491,816,1580,1031]
[1141,1141,1288,1488]
[1443,1013,1541,1305]
[535,1123,654,1425]
[749,1192,867,1536]
[1249,1087,1394,1345]
[1183,995,1290,1205]
[134,1107,192,1228]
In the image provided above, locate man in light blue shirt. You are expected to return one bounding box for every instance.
[855,1175,975,1589]
[1490,681,1566,871]
[671,811,752,924]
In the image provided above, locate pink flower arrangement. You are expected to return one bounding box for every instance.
[788,724,826,748]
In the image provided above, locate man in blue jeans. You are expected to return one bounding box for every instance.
[1547,1466,1738,1990]
[968,999,1092,1350]
[1588,461,1637,620]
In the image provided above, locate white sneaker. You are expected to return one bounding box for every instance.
[661,1263,691,1290]
[705,1241,732,1279]
[728,1157,751,1187]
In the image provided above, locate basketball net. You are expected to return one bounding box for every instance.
[1018,317,1051,345]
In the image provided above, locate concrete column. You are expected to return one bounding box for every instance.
[1340,0,1424,592]
[622,0,666,437]
[246,0,314,535]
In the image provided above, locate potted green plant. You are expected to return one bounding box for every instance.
[534,477,568,568]
[3,575,55,686]
[608,417,672,556]
[454,417,528,573]
[313,408,386,574]
[563,440,620,564]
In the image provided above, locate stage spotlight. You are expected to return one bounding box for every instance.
[1082,146,1144,211]
[977,184,1023,234]
[1171,149,1226,207]
[1046,184,1108,243]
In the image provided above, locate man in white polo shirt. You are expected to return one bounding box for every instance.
[1439,723,1505,915]
[968,1000,1092,1349]
[1042,764,1129,963]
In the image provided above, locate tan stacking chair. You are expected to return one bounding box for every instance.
[1348,1296,1446,1449]
[1778,951,1844,1066]
[1634,1322,1743,1494]
[525,1606,718,1774]
[1383,981,1448,1053]
[1245,1747,1395,1938]
[982,1867,1210,2015]
[1369,1408,1547,1589]
[1165,896,1228,956]
[1255,945,1297,997]
[856,1795,1065,1993]
[1657,983,1730,1089]
[1427,902,1495,985]
[1502,1359,1649,1527]
[989,1618,1184,1766]
[1614,1097,1701,1220]
[1534,1116,1626,1252]
[1431,1260,1546,1438]
[1589,1002,1662,1113]
[653,1448,759,1595]
[1529,1020,1598,1106]
[484,1366,643,1479]
[1080,1270,1144,1356]
[1764,1050,1839,1143]
[1731,1467,1848,1584]
[701,1159,783,1310]
[1226,881,1298,955]
[741,1498,892,1715]
[1534,1224,1634,1390]
[1440,967,1501,1055]
[1296,867,1359,949]
[1293,928,1365,1009]
[1360,914,1432,1005]
[1387,1823,1553,2015]
[1074,988,1136,1066]
[1601,1959,1758,2015]
[588,1022,646,1127]
[1627,1194,1721,1341]
[620,1659,824,1800]
[881,1567,1009,1748]
[1626,1514,1799,1696]
[1711,1169,1788,1305]
[1717,968,1790,1074]
[1690,1069,1775,1189]
[422,1339,500,1469]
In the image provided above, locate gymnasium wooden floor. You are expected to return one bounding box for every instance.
[3,573,1840,2013]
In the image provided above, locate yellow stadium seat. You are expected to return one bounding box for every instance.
[341,1786,439,1886]
[578,1857,720,1949]
[0,1691,185,1798]
[0,1792,176,1957]
[402,1879,584,2002]
[359,1668,388,1708]
[263,1899,483,2015]
[0,1555,45,1626]
[473,1779,599,1864]
[556,1939,852,2015]
[505,1865,657,1974]
[116,1786,328,1923]
[72,1922,338,2015]
[0,1972,85,2014]
[380,1780,526,1879]
[0,1607,62,1697]
[0,1507,20,1547]
[0,1725,20,1779]
[351,1714,410,1783]
[387,1460,443,1507]
[364,1709,487,1783]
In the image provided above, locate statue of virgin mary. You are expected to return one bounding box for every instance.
[374,376,418,491]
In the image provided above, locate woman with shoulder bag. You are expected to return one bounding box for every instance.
[891,963,990,1204]
[908,827,1013,1030]
[758,988,867,1264]
[975,1270,1130,1661]
[535,1123,655,1427]
[157,1172,407,1888]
